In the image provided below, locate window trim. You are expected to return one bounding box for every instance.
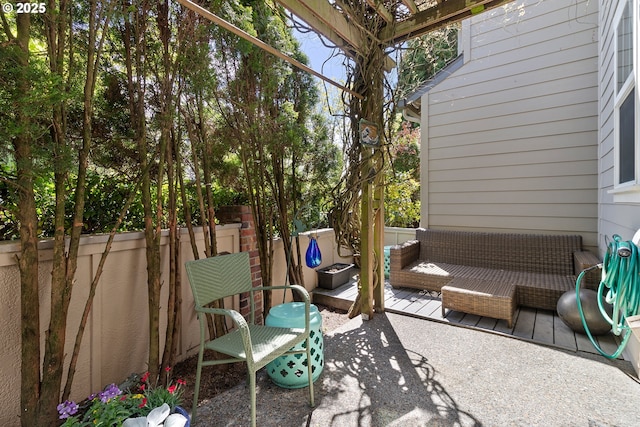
[611,0,640,202]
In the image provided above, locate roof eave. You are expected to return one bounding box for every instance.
[399,53,465,114]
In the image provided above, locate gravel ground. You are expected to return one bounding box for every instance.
[185,311,640,427]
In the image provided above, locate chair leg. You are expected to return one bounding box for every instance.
[305,336,315,407]
[249,370,256,427]
[191,348,205,424]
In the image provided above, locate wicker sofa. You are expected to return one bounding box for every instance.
[389,229,600,326]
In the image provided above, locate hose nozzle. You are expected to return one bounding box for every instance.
[617,244,632,258]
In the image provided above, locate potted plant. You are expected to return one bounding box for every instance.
[57,368,189,427]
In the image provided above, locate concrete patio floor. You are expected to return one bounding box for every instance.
[194,312,640,426]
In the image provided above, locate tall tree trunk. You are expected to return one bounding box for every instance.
[183,106,212,258]
[62,0,114,399]
[162,135,178,377]
[175,114,199,260]
[12,13,41,426]
[161,124,183,374]
[123,0,161,382]
[40,0,71,418]
[157,0,175,378]
[63,177,140,401]
[199,99,218,258]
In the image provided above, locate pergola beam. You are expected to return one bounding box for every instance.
[366,0,394,23]
[275,0,365,52]
[278,0,397,71]
[402,0,418,15]
[379,0,513,44]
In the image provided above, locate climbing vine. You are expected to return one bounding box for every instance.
[324,1,399,316]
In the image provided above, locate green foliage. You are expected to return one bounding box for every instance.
[0,1,343,245]
[81,172,145,234]
[391,25,453,227]
[0,173,18,240]
[385,171,420,228]
[181,180,248,224]
[211,0,337,237]
[385,121,421,228]
[58,371,186,427]
[397,25,460,100]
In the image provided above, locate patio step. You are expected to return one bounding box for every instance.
[312,276,359,312]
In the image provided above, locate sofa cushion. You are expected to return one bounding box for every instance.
[399,259,576,309]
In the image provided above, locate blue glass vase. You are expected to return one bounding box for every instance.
[305,236,322,268]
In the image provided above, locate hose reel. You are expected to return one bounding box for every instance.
[576,232,640,359]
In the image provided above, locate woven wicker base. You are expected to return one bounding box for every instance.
[441,278,516,327]
[391,230,601,322]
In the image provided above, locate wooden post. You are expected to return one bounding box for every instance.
[373,154,385,312]
[359,148,375,319]
[358,43,386,319]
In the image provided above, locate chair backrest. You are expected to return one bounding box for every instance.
[185,252,253,308]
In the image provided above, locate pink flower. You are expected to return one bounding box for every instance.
[167,384,177,394]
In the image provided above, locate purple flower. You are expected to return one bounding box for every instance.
[56,400,78,419]
[98,383,122,402]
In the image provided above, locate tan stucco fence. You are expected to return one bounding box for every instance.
[0,224,415,424]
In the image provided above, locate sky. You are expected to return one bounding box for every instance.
[294,27,399,99]
[294,28,348,85]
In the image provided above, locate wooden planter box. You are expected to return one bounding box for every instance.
[317,263,355,290]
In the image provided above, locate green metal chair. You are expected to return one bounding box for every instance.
[184,252,315,426]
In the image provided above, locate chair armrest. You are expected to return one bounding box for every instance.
[195,305,250,330]
[195,305,253,350]
[390,240,420,271]
[257,284,310,303]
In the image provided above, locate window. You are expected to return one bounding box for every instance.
[613,0,639,197]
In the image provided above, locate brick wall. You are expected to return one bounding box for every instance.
[217,205,263,324]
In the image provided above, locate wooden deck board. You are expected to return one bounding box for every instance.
[415,298,443,318]
[512,307,536,340]
[576,330,597,353]
[533,310,555,346]
[494,308,517,334]
[443,309,465,324]
[597,333,622,356]
[459,313,481,327]
[553,313,578,351]
[401,292,433,314]
[312,282,625,360]
[476,316,498,330]
[386,287,416,310]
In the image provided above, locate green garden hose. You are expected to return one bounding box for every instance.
[576,234,640,359]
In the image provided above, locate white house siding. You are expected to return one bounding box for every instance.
[419,0,599,250]
[597,0,640,254]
